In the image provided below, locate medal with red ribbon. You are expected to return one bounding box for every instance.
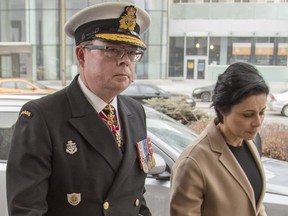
[100,105,123,150]
[136,137,156,173]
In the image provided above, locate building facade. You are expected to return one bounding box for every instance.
[169,1,288,82]
[0,0,288,84]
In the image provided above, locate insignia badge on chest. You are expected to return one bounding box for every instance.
[136,137,156,174]
[67,193,81,206]
[65,140,77,154]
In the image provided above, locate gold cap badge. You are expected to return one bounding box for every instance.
[119,6,137,31]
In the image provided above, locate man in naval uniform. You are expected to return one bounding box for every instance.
[6,2,154,216]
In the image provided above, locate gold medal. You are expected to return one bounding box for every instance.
[142,158,149,173]
[115,133,122,148]
[106,113,114,126]
[148,155,156,170]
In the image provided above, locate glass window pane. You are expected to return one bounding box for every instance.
[0,112,18,160]
[169,37,184,77]
[16,82,33,90]
[0,5,26,42]
[123,85,138,94]
[227,37,253,64]
[186,37,207,56]
[254,37,275,66]
[209,37,221,65]
[1,82,15,88]
[140,86,157,94]
[276,37,288,66]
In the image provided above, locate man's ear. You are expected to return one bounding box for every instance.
[76,46,85,67]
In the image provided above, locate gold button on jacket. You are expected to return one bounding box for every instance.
[103,201,109,210]
[135,199,140,207]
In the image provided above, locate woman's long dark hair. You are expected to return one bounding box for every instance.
[211,62,269,123]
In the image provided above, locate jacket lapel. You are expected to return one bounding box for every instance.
[66,79,143,198]
[105,97,139,197]
[246,140,266,214]
[208,121,256,208]
[66,77,123,172]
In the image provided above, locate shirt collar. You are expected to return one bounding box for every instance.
[77,76,118,114]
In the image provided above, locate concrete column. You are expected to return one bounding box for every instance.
[42,0,58,80]
[0,0,11,76]
[25,0,36,80]
[0,0,11,41]
[219,37,228,65]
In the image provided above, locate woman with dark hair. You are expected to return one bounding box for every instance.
[170,62,269,216]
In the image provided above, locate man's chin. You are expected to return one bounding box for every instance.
[116,80,130,92]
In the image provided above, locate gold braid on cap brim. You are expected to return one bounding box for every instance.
[95,33,146,49]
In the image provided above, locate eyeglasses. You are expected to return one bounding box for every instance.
[82,44,144,62]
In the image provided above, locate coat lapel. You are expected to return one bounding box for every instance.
[208,121,256,209]
[218,148,256,206]
[65,79,143,199]
[105,97,139,197]
[246,140,266,214]
[66,77,123,172]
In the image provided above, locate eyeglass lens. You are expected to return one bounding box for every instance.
[83,45,144,62]
[106,47,143,61]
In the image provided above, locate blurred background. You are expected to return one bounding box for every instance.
[0,0,287,92]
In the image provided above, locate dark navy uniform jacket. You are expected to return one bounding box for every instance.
[6,76,151,216]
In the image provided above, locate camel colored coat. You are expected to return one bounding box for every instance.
[170,120,267,216]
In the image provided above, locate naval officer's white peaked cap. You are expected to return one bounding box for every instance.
[64,2,151,49]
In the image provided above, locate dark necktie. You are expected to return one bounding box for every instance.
[100,104,123,151]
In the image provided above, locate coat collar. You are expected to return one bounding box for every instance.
[207,120,266,213]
